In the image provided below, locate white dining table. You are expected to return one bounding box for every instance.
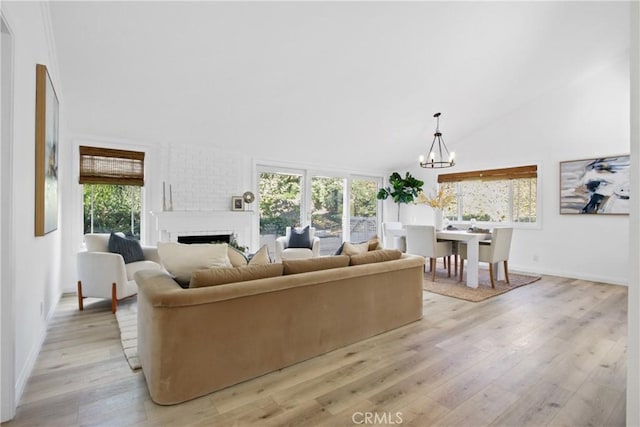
[388,228,492,288]
[435,230,492,288]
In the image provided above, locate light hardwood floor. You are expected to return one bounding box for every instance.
[3,274,627,426]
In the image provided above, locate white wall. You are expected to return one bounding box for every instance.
[1,1,64,414]
[400,53,630,285]
[627,2,639,423]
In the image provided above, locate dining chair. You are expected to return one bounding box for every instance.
[382,221,406,252]
[405,225,453,281]
[459,227,513,288]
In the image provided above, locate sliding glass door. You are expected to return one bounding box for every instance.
[258,166,381,257]
[349,177,380,243]
[258,169,303,257]
[311,175,345,255]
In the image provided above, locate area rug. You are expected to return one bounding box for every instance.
[423,267,541,302]
[114,297,141,370]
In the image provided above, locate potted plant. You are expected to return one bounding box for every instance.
[376,172,424,221]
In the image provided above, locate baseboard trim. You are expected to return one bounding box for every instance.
[510,264,628,287]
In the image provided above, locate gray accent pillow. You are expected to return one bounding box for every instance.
[288,226,311,249]
[108,232,145,264]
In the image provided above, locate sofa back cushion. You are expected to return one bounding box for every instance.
[350,249,403,266]
[282,255,350,275]
[158,242,232,285]
[190,264,284,288]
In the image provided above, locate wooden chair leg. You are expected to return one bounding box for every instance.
[431,258,436,282]
[77,281,84,311]
[504,260,510,285]
[111,283,117,314]
[489,263,496,289]
[454,254,458,276]
[447,255,451,277]
[459,259,464,282]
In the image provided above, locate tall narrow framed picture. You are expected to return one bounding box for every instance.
[559,155,630,215]
[35,64,59,236]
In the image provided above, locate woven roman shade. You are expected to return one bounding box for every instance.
[79,146,145,186]
[437,165,537,183]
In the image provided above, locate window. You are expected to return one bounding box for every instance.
[257,165,381,256]
[349,177,379,243]
[79,146,145,239]
[438,165,537,224]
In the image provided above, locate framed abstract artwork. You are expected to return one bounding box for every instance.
[35,64,59,235]
[559,155,630,215]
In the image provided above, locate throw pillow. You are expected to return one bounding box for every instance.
[227,245,249,267]
[248,245,271,265]
[108,233,145,264]
[228,245,271,267]
[190,264,284,288]
[367,235,382,251]
[157,242,232,285]
[342,241,369,256]
[350,249,403,266]
[282,255,350,275]
[287,226,311,249]
[334,236,380,255]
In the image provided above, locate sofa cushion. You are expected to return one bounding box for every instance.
[228,245,271,267]
[342,242,369,256]
[108,233,145,264]
[350,249,403,266]
[190,264,284,288]
[287,226,311,249]
[158,242,232,285]
[282,255,350,275]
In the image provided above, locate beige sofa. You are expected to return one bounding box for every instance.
[135,254,425,405]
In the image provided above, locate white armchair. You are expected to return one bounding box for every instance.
[275,226,320,262]
[77,233,162,313]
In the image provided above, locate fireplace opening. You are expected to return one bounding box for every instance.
[177,234,232,245]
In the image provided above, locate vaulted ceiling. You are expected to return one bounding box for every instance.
[49,1,630,172]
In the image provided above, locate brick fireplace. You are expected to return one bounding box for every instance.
[150,210,257,250]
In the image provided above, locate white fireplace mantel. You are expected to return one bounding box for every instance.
[150,210,258,249]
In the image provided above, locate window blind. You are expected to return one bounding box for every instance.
[437,165,537,183]
[79,146,145,186]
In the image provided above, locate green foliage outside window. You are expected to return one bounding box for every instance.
[259,173,301,236]
[440,178,537,223]
[311,177,343,234]
[259,173,379,237]
[83,184,141,238]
